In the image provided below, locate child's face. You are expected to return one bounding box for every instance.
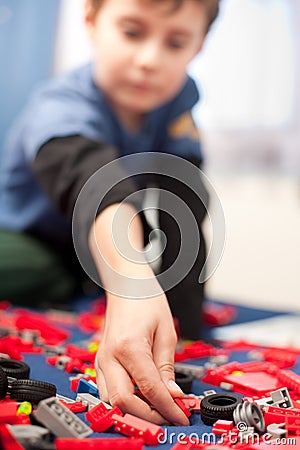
[86,0,207,127]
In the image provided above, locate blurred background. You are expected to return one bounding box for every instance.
[0,0,299,311]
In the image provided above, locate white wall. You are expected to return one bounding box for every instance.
[52,0,92,75]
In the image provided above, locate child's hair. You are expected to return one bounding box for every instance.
[89,0,219,32]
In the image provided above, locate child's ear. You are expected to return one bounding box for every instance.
[84,0,97,38]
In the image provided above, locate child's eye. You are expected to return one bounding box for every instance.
[168,40,185,50]
[123,28,142,39]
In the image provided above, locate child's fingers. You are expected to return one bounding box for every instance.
[153,322,184,398]
[101,358,169,424]
[94,362,109,402]
[117,347,189,426]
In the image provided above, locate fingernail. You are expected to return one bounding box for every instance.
[168,380,183,393]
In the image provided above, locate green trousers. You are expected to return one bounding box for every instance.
[0,230,78,307]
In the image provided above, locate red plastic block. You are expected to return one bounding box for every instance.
[112,413,164,446]
[78,312,103,333]
[203,302,236,326]
[0,424,25,450]
[59,400,87,414]
[286,416,300,435]
[86,403,123,432]
[276,370,300,395]
[65,345,96,363]
[0,336,43,360]
[182,341,214,359]
[0,301,11,311]
[55,437,144,450]
[180,396,201,412]
[262,349,296,369]
[65,358,90,374]
[15,311,69,345]
[0,401,31,425]
[202,361,282,396]
[0,338,23,360]
[212,419,234,435]
[264,405,300,426]
[173,398,192,417]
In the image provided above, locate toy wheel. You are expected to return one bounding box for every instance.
[200,393,243,425]
[0,359,30,379]
[0,366,8,399]
[175,370,193,394]
[10,379,56,404]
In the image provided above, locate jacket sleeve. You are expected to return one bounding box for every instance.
[31,135,152,283]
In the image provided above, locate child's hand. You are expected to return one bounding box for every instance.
[94,293,189,426]
[89,203,188,424]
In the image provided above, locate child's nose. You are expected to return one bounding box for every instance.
[135,41,162,71]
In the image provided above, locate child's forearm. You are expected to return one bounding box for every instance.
[89,202,160,295]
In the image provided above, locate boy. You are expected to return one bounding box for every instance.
[0,0,219,425]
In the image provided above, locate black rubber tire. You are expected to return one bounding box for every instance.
[0,359,30,379]
[200,393,243,425]
[0,366,8,399]
[175,370,194,394]
[10,379,57,405]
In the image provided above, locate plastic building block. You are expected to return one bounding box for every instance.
[35,396,92,438]
[7,424,51,448]
[174,340,216,362]
[0,400,30,425]
[262,349,296,369]
[69,374,97,392]
[65,358,90,374]
[0,301,11,311]
[0,424,25,450]
[264,405,300,427]
[14,311,69,345]
[276,370,300,395]
[173,398,192,417]
[84,368,96,377]
[65,344,96,363]
[55,437,144,450]
[112,413,164,446]
[180,396,202,412]
[0,336,42,358]
[202,361,281,396]
[266,422,287,439]
[203,302,237,326]
[182,341,214,359]
[59,400,87,414]
[76,393,101,410]
[174,363,204,379]
[78,312,103,333]
[76,379,99,397]
[212,419,234,435]
[270,387,293,409]
[86,403,122,432]
[16,402,32,416]
[285,416,300,435]
[47,356,72,370]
